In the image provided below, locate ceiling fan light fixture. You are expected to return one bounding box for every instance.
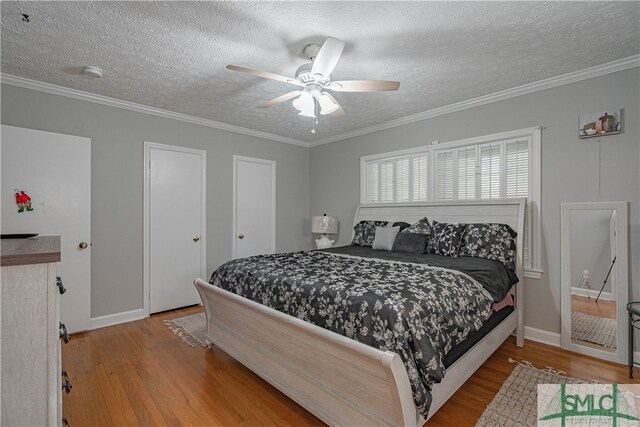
[317,93,340,115]
[292,91,316,118]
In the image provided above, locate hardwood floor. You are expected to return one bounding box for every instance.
[571,294,617,319]
[62,306,638,426]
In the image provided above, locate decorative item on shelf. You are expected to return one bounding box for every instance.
[15,189,33,213]
[579,109,622,139]
[311,214,339,249]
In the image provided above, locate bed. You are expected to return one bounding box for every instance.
[194,199,525,426]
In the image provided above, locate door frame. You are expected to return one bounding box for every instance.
[232,155,276,259]
[143,141,207,316]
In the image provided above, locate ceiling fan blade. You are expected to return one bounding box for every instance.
[328,80,400,92]
[259,91,302,108]
[322,93,345,117]
[311,37,345,78]
[331,105,346,117]
[226,65,303,87]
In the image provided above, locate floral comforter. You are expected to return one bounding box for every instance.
[209,250,494,416]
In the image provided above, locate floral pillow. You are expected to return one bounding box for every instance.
[401,217,432,235]
[459,223,517,271]
[427,221,468,257]
[352,220,389,247]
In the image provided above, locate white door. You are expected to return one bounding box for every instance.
[1,125,91,333]
[145,143,205,314]
[233,156,275,259]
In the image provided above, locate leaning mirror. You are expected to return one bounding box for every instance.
[561,201,629,364]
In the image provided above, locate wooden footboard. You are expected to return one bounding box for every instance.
[194,278,419,426]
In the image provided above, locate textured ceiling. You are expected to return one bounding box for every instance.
[1,1,639,143]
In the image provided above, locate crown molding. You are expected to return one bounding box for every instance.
[308,54,640,147]
[2,54,638,149]
[0,74,309,147]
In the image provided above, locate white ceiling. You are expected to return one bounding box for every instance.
[1,1,639,143]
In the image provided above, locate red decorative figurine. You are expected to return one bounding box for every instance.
[15,190,33,213]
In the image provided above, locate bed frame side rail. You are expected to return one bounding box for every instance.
[194,278,417,427]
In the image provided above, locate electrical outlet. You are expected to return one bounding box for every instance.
[583,270,590,279]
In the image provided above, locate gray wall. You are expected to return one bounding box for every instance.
[309,67,640,336]
[570,210,614,294]
[1,84,310,318]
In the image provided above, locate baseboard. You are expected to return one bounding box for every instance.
[524,326,640,366]
[90,308,148,330]
[571,287,613,301]
[524,326,561,347]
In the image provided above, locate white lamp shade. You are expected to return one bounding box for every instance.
[292,91,316,118]
[318,93,339,115]
[311,215,339,234]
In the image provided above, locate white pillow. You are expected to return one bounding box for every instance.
[372,226,400,251]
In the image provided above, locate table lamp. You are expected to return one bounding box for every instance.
[311,214,339,249]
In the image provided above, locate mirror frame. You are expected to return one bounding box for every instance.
[561,201,629,364]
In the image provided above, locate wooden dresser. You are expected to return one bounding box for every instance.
[1,236,70,426]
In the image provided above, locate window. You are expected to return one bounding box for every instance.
[363,152,430,203]
[360,127,541,277]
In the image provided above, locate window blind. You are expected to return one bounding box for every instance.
[506,139,529,198]
[457,147,476,200]
[412,154,430,201]
[480,143,501,199]
[435,151,453,200]
[364,152,431,203]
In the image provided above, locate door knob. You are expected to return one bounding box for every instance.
[237,234,244,240]
[78,242,88,249]
[193,236,200,242]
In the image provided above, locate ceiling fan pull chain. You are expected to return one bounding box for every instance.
[311,117,316,134]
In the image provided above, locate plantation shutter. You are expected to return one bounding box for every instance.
[506,139,529,198]
[396,157,410,202]
[364,152,431,203]
[412,153,430,201]
[380,161,394,203]
[480,143,502,199]
[365,162,379,203]
[457,147,476,200]
[435,151,454,200]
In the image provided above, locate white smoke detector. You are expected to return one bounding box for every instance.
[81,66,103,78]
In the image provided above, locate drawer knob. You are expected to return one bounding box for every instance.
[59,322,70,344]
[57,277,66,295]
[62,370,72,394]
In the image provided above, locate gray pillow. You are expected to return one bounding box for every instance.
[392,232,429,254]
[372,226,400,251]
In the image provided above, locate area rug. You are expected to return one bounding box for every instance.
[163,313,208,348]
[571,311,617,349]
[475,360,584,427]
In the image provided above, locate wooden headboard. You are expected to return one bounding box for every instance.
[353,198,526,290]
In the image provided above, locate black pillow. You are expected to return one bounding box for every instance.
[459,223,517,271]
[392,232,429,254]
[392,222,411,232]
[402,217,432,235]
[427,221,468,257]
[352,220,389,247]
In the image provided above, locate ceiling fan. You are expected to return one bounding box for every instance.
[226,37,400,133]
